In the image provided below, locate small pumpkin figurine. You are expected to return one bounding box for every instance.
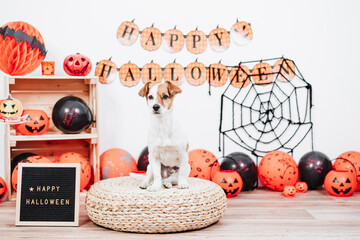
[0,176,7,201]
[283,185,296,197]
[295,182,308,193]
[16,110,49,135]
[212,170,243,197]
[63,53,92,76]
[0,95,22,119]
[324,170,357,197]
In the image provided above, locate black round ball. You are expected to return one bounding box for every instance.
[299,151,332,190]
[137,146,149,171]
[11,152,36,173]
[220,152,257,191]
[52,96,93,134]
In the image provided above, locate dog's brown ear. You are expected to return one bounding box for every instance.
[165,81,182,96]
[138,82,152,97]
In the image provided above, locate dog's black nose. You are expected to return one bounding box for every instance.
[153,104,160,112]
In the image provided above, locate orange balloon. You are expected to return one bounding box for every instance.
[55,152,91,190]
[12,156,52,191]
[100,148,137,180]
[188,149,218,180]
[334,151,360,191]
[258,151,299,191]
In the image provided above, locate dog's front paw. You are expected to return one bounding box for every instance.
[139,181,150,189]
[178,181,189,189]
[163,181,173,188]
[147,184,162,192]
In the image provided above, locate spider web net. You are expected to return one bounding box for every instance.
[219,57,313,160]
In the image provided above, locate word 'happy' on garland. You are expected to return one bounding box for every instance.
[94,57,296,88]
[116,20,253,54]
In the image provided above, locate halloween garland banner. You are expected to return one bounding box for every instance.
[116,20,253,54]
[95,57,296,89]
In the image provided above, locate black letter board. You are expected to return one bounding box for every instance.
[15,163,80,226]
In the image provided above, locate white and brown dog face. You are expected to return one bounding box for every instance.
[138,81,182,115]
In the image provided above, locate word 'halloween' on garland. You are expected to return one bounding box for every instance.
[116,19,253,54]
[94,57,296,89]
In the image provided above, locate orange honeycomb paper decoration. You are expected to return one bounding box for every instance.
[163,28,184,53]
[186,29,207,54]
[163,62,184,85]
[208,27,230,52]
[140,26,162,51]
[116,21,140,46]
[229,64,251,88]
[142,62,162,84]
[119,62,140,87]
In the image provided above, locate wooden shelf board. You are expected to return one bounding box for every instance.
[9,132,98,142]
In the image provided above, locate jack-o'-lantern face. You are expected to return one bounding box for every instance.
[283,186,296,197]
[295,182,308,193]
[16,109,49,135]
[0,176,7,201]
[63,53,92,76]
[334,151,360,191]
[213,170,243,197]
[0,95,22,119]
[324,170,357,197]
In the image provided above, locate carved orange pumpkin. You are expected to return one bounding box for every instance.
[140,26,162,51]
[0,95,22,119]
[207,62,228,87]
[95,58,117,84]
[16,109,49,135]
[0,176,7,201]
[12,156,52,191]
[283,185,296,197]
[63,53,92,76]
[252,62,273,85]
[295,181,308,193]
[209,27,230,52]
[324,170,356,197]
[117,21,140,46]
[164,62,184,85]
[230,21,253,46]
[334,151,360,191]
[188,149,218,180]
[186,61,207,86]
[229,65,251,88]
[186,29,207,54]
[119,62,140,87]
[274,58,295,82]
[142,62,162,84]
[163,28,184,53]
[41,61,54,75]
[212,170,243,197]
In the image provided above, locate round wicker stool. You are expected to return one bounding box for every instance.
[86,176,227,233]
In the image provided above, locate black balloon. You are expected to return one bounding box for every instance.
[137,147,149,171]
[52,96,93,134]
[299,151,332,190]
[220,152,257,191]
[11,152,36,173]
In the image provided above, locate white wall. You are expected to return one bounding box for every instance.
[1,0,360,178]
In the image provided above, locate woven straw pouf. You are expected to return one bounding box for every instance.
[86,176,227,233]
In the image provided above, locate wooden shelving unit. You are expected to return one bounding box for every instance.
[3,76,100,201]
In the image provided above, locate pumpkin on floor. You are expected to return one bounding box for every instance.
[212,170,242,197]
[324,170,356,197]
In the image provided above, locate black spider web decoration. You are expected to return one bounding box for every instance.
[219,57,313,161]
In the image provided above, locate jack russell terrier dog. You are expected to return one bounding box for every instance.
[133,81,190,191]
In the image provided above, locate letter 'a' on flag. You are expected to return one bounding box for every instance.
[164,62,184,85]
[140,26,162,51]
[229,65,251,88]
[207,62,229,87]
[230,21,253,46]
[185,61,207,86]
[116,21,140,46]
[186,29,207,54]
[142,62,162,84]
[119,62,141,87]
[208,27,230,52]
[163,28,184,53]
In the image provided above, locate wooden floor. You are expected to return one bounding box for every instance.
[1,189,360,240]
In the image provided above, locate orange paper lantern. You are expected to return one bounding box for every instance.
[117,21,140,46]
[207,63,228,87]
[212,170,243,197]
[41,61,54,75]
[12,156,52,191]
[324,170,356,197]
[188,149,218,180]
[186,29,207,54]
[252,62,273,85]
[186,61,207,86]
[274,58,296,82]
[100,148,137,180]
[95,58,117,84]
[142,62,162,84]
[0,21,46,76]
[230,21,253,46]
[163,28,184,53]
[258,151,299,191]
[140,26,162,51]
[283,185,296,197]
[334,151,360,191]
[119,62,140,87]
[55,152,92,190]
[164,62,184,85]
[229,65,251,88]
[208,28,230,52]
